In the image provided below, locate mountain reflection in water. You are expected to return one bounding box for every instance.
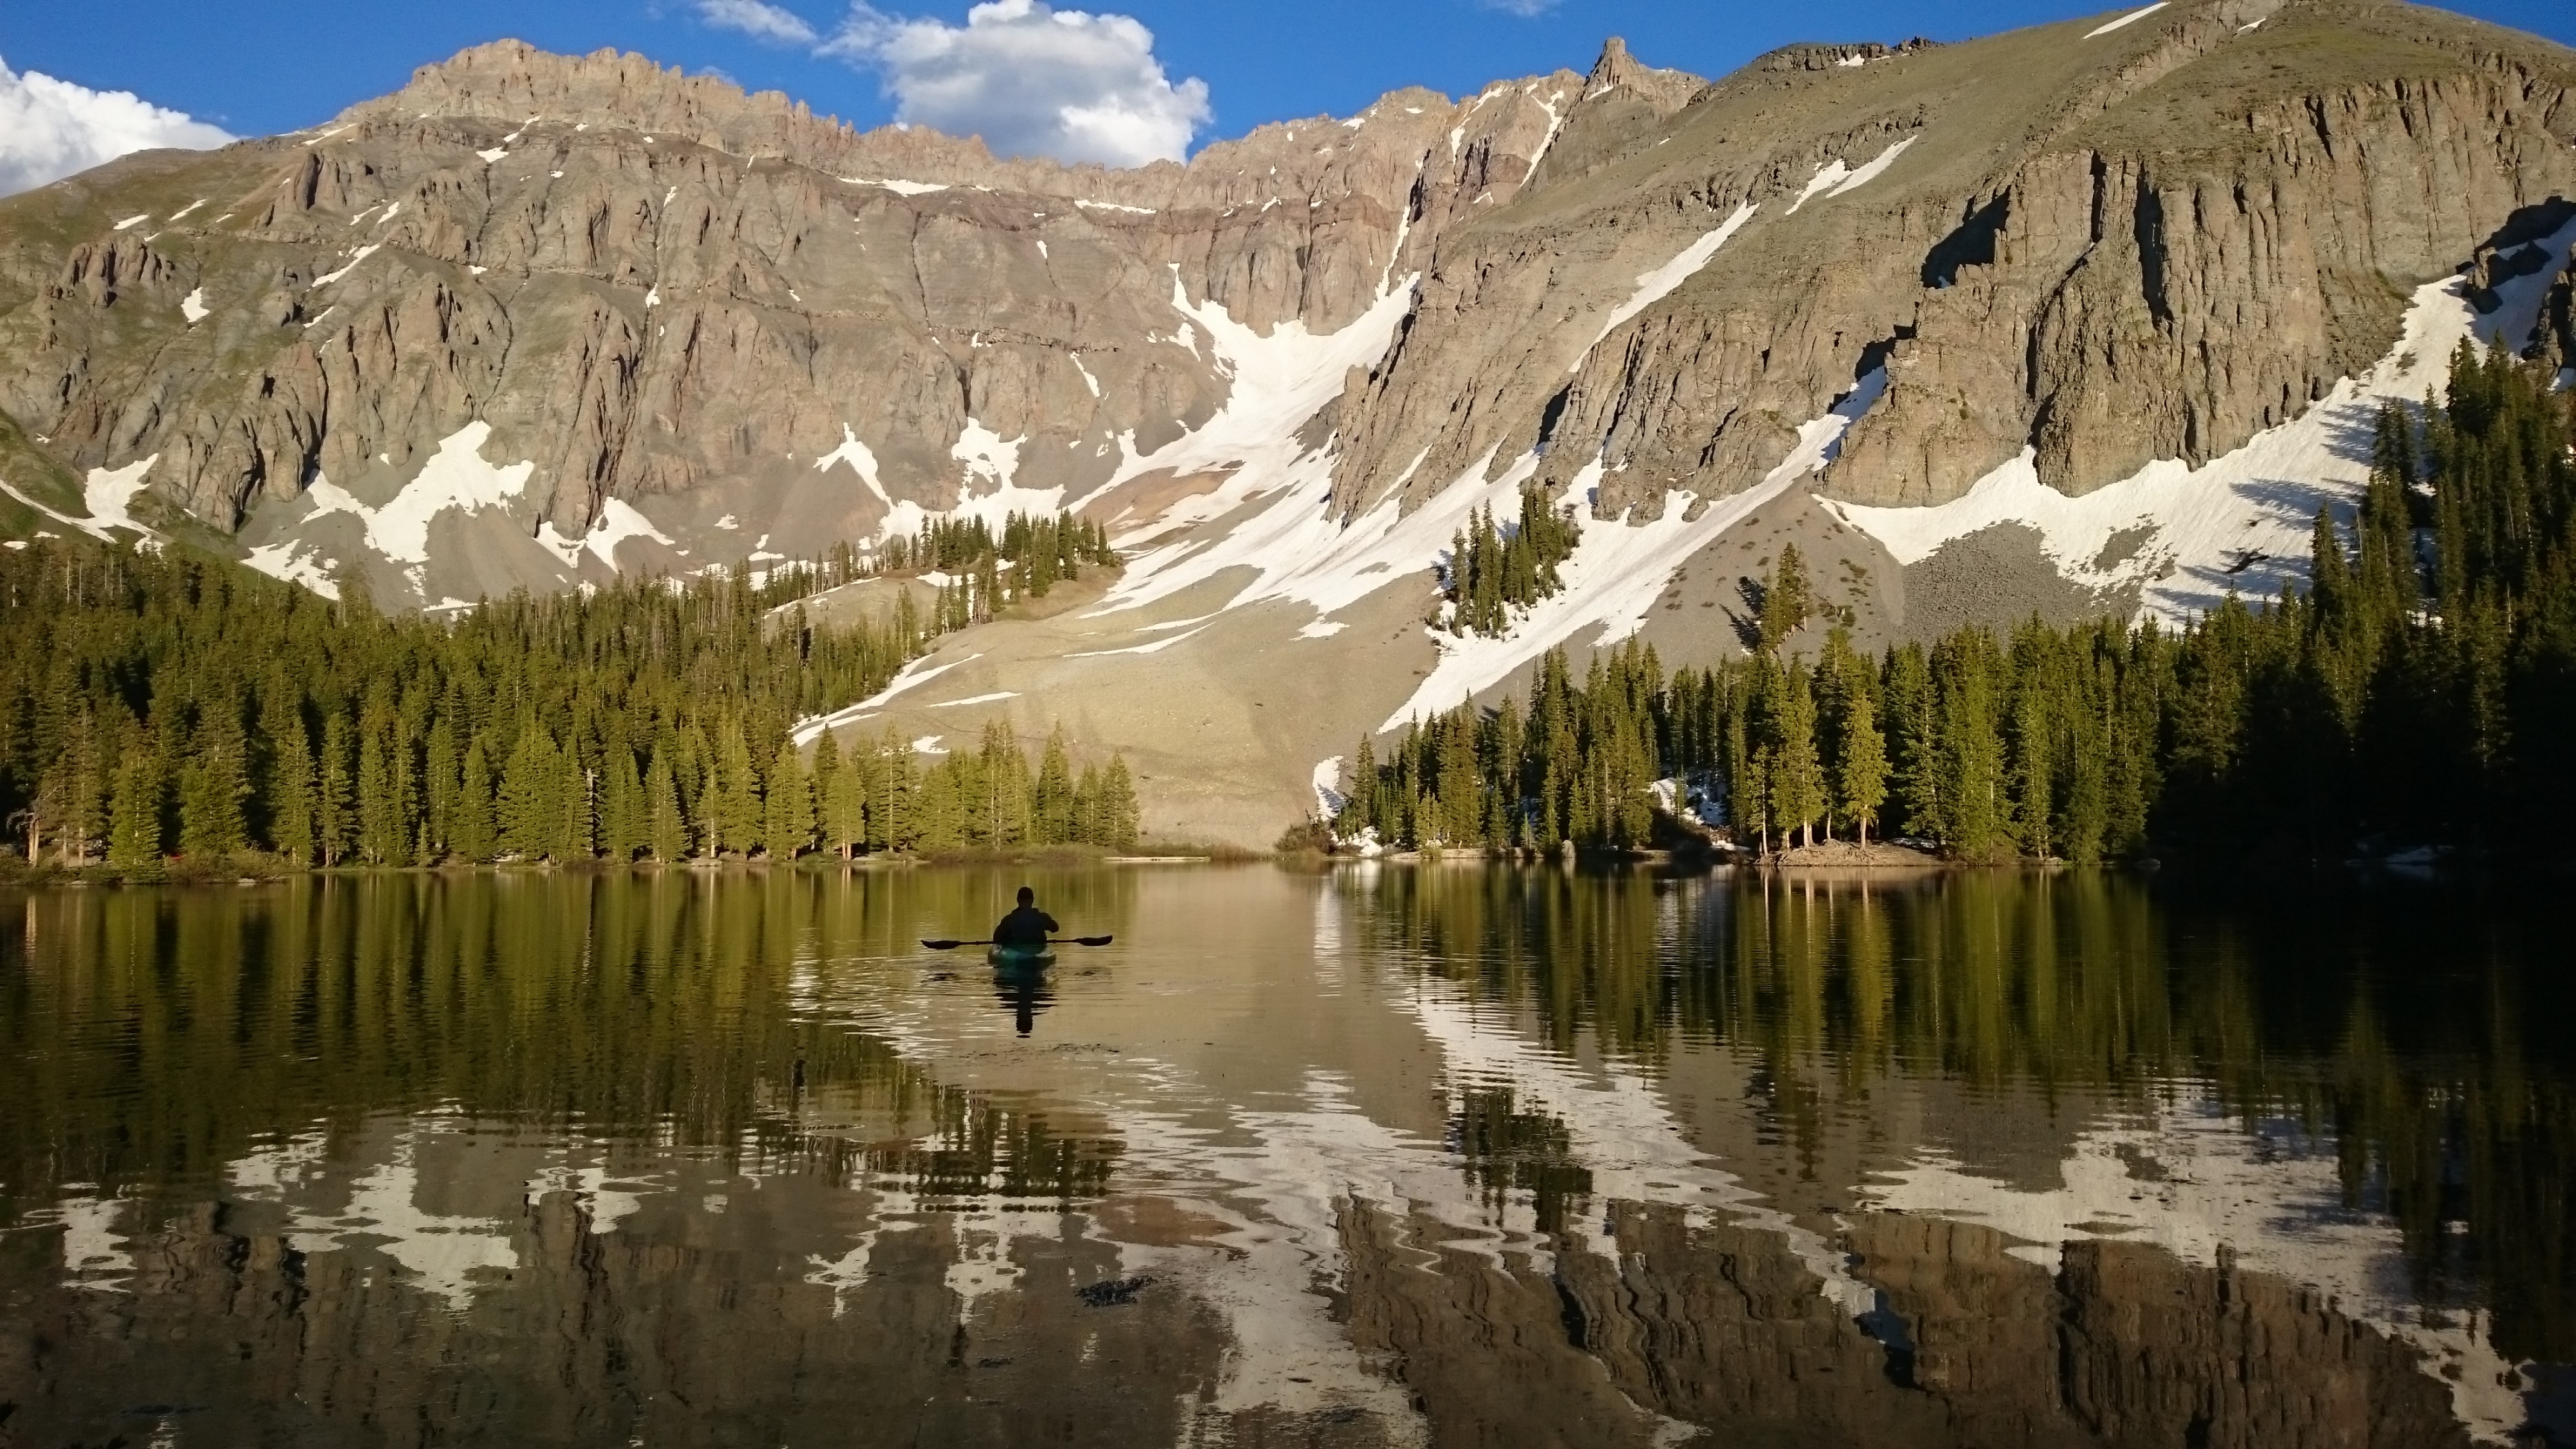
[0,865,2568,1448]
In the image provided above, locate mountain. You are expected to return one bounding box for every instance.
[2,0,2573,845]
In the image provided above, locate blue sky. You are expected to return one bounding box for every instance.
[4,0,2573,180]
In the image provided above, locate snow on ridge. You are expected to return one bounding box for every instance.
[843,177,951,196]
[927,691,1019,708]
[312,244,381,288]
[1827,215,2576,627]
[1074,269,1418,551]
[1381,367,1888,733]
[1784,136,1916,217]
[0,456,164,548]
[288,423,537,569]
[792,653,985,745]
[1067,624,1212,658]
[82,457,160,540]
[1571,203,1762,373]
[815,426,891,504]
[1073,198,1155,215]
[2084,1,2170,37]
[180,288,208,323]
[538,498,675,572]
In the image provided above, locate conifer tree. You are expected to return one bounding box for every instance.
[645,754,686,863]
[1035,727,1076,845]
[454,739,497,862]
[600,747,645,861]
[764,740,813,859]
[1836,692,1888,846]
[1099,755,1140,850]
[106,733,163,872]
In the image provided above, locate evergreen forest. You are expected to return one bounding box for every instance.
[1345,347,2576,862]
[1444,481,1581,637]
[0,539,1137,877]
[880,510,1120,632]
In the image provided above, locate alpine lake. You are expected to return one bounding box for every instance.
[1,862,2569,1449]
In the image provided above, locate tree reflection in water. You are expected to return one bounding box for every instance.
[0,865,2566,1447]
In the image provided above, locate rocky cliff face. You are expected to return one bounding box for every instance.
[0,38,1580,596]
[0,1,2571,844]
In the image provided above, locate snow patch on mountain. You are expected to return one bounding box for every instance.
[0,455,162,546]
[1573,203,1761,371]
[816,425,891,503]
[1081,270,1419,546]
[1785,137,1916,216]
[1384,367,1888,730]
[1828,215,2576,625]
[281,423,537,572]
[792,652,985,745]
[312,244,381,288]
[2084,2,2170,38]
[242,540,344,599]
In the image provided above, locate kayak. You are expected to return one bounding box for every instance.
[987,944,1057,970]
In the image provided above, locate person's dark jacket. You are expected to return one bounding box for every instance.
[992,905,1058,947]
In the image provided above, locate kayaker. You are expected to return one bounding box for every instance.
[992,886,1058,948]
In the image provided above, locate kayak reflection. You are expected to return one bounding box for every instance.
[991,953,1057,1037]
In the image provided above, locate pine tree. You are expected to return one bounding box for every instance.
[645,754,686,863]
[1836,689,1888,846]
[764,740,813,859]
[315,713,355,867]
[716,721,761,856]
[1099,754,1141,850]
[180,709,250,860]
[1035,726,1076,845]
[600,746,645,861]
[558,745,595,862]
[499,722,559,860]
[106,731,164,872]
[454,739,497,862]
[1770,663,1824,847]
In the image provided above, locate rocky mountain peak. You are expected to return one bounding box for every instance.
[1581,37,1705,113]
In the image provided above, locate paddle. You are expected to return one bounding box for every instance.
[920,935,1115,950]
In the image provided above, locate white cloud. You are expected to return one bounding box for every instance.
[1480,0,1560,13]
[824,0,1210,168]
[0,54,233,198]
[695,0,821,46]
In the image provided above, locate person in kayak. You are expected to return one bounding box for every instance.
[992,886,1058,948]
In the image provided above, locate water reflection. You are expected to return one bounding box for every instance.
[992,961,1056,1038]
[0,865,2567,1446]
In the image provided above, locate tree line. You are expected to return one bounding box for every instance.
[1346,346,2576,862]
[1444,481,1580,637]
[0,542,1138,873]
[879,510,1120,631]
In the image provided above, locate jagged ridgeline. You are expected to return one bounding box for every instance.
[0,547,1138,874]
[1349,350,2576,859]
[1442,483,1579,638]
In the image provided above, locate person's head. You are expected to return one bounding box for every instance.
[1017,886,1035,906]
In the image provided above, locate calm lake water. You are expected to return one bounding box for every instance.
[1,865,2569,1448]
